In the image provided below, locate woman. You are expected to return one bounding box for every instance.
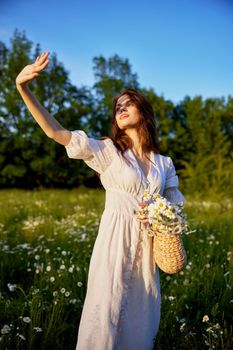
[16,52,185,350]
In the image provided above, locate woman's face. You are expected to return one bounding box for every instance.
[115,94,142,130]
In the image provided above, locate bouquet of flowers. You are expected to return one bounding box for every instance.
[134,191,190,237]
[134,190,191,274]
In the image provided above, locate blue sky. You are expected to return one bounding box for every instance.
[1,0,233,104]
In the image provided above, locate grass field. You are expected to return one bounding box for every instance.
[0,188,232,350]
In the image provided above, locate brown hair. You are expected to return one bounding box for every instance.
[101,88,160,167]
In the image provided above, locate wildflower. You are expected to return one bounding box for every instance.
[142,191,150,200]
[168,296,176,301]
[35,200,43,207]
[202,315,209,322]
[77,282,83,287]
[207,234,215,240]
[206,326,213,333]
[180,322,186,332]
[61,251,67,256]
[60,288,66,294]
[22,317,31,323]
[53,291,58,297]
[32,288,40,295]
[50,277,55,283]
[46,266,51,272]
[69,299,77,304]
[35,255,40,260]
[34,327,43,333]
[17,333,26,340]
[81,233,87,240]
[135,192,190,236]
[65,291,70,297]
[7,283,17,292]
[1,325,11,334]
[60,265,66,270]
[69,266,74,273]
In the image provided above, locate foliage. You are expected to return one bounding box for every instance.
[0,29,232,199]
[171,96,233,198]
[92,54,139,136]
[0,30,96,189]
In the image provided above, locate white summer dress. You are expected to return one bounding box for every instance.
[64,130,185,350]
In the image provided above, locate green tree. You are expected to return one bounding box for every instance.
[140,87,175,154]
[92,54,139,136]
[171,96,233,198]
[1,29,232,197]
[0,29,97,188]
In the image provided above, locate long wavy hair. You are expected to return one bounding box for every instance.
[101,88,160,167]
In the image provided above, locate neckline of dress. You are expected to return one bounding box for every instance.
[129,149,153,179]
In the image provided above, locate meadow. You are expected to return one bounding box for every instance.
[0,188,232,350]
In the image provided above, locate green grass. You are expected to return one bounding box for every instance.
[0,189,232,350]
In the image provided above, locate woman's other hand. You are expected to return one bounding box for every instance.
[16,52,50,89]
[138,200,148,209]
[136,200,150,228]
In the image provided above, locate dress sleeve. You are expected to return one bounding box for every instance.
[163,157,185,205]
[64,130,115,174]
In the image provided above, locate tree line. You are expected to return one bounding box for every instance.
[0,29,232,199]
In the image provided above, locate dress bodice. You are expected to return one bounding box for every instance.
[65,130,185,204]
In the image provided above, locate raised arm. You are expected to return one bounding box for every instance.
[15,51,71,146]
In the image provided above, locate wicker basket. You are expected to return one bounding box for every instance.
[152,231,187,274]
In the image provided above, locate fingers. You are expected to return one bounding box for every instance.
[38,59,49,71]
[34,51,50,66]
[38,51,50,60]
[138,200,148,208]
[134,212,148,222]
[34,53,50,72]
[137,218,149,223]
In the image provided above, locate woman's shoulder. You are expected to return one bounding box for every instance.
[155,153,172,165]
[99,136,115,146]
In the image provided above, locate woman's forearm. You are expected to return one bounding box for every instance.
[16,84,65,138]
[15,52,71,144]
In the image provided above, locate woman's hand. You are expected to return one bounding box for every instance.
[16,52,50,89]
[136,199,150,228]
